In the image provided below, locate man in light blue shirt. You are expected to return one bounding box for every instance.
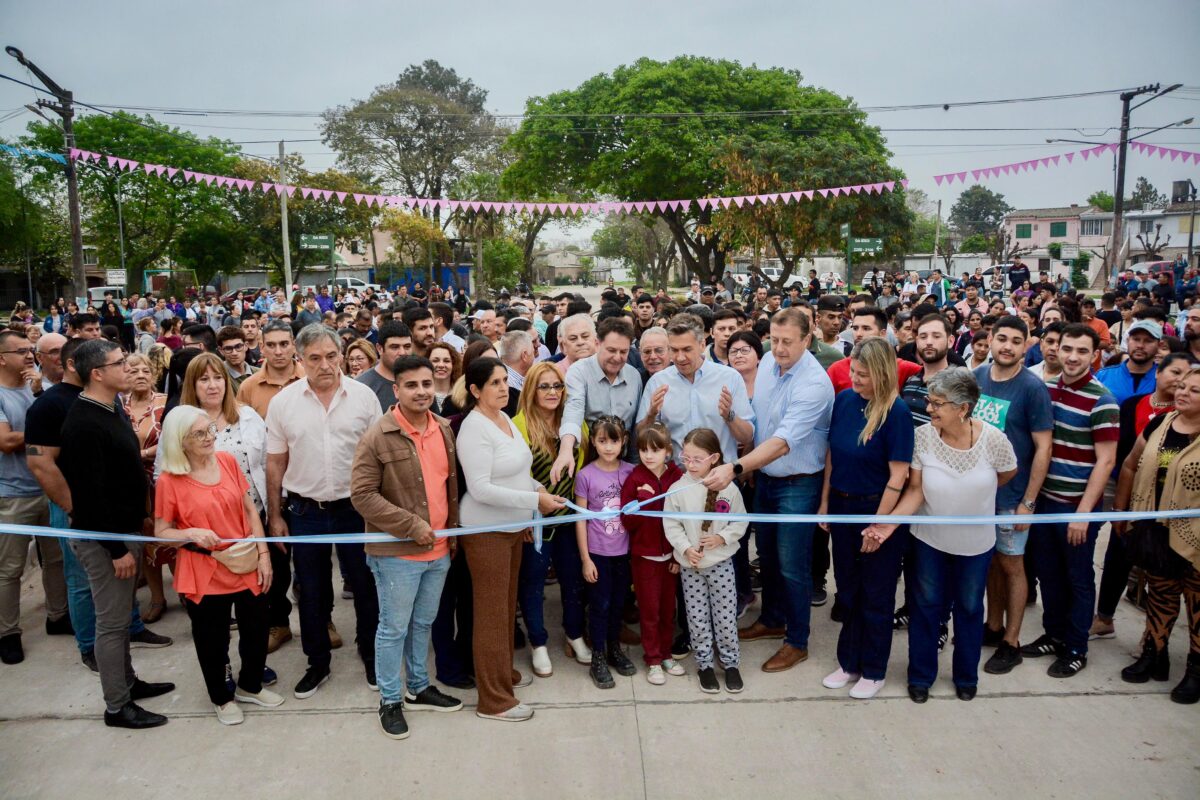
[704,307,834,673]
[638,313,753,464]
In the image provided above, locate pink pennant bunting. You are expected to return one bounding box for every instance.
[335,191,346,202]
[933,175,945,186]
[285,186,296,198]
[698,198,712,210]
[802,190,815,200]
[320,190,332,201]
[1029,160,1040,171]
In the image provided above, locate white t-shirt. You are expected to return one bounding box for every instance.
[910,422,1017,556]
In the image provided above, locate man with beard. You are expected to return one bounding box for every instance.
[815,296,849,359]
[633,294,657,340]
[973,316,1054,676]
[900,315,955,427]
[1095,320,1160,405]
[1182,306,1200,365]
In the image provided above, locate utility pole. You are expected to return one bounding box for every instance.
[6,46,85,301]
[1109,83,1181,286]
[1187,180,1197,268]
[278,140,293,291]
[931,199,942,272]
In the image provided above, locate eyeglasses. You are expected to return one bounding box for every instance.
[727,346,755,358]
[0,348,34,356]
[535,382,565,392]
[925,398,954,411]
[99,357,127,370]
[185,423,219,442]
[220,343,246,353]
[681,454,717,467]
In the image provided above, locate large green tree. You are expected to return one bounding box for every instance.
[22,112,240,291]
[592,214,677,289]
[1128,176,1168,210]
[506,56,900,285]
[0,150,72,302]
[321,60,498,222]
[948,185,1013,236]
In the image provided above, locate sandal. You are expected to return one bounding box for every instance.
[143,600,167,624]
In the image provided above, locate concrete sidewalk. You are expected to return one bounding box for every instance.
[2,535,1197,799]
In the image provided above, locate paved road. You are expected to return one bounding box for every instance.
[2,524,1197,798]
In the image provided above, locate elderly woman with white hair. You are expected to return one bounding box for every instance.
[155,404,284,725]
[865,367,1017,703]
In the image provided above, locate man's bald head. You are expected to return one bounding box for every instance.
[36,332,68,383]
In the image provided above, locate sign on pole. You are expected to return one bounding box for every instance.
[849,237,883,254]
[105,269,127,285]
[839,223,851,238]
[300,234,334,250]
[1060,244,1080,260]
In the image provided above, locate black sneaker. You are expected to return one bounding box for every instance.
[129,628,172,649]
[404,685,463,712]
[365,659,377,691]
[982,626,1005,648]
[341,581,354,601]
[1020,634,1062,658]
[129,678,175,700]
[670,634,691,659]
[937,625,950,652]
[263,665,278,687]
[892,606,910,630]
[811,586,828,607]
[293,666,331,699]
[724,667,744,693]
[378,701,409,739]
[0,633,24,665]
[607,645,637,676]
[81,649,98,673]
[831,598,846,623]
[698,667,720,694]
[440,675,477,690]
[1047,652,1087,678]
[45,615,74,636]
[984,641,1024,675]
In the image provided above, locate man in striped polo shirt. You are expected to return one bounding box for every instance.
[1023,323,1118,678]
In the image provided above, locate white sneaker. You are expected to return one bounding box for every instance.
[646,665,666,685]
[234,687,285,707]
[661,658,686,677]
[214,701,244,725]
[513,669,532,688]
[476,702,534,722]
[566,637,591,665]
[822,668,861,690]
[531,646,553,678]
[848,677,886,699]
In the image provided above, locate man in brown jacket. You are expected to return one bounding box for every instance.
[352,354,464,740]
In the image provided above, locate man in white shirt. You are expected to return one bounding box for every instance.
[266,323,382,700]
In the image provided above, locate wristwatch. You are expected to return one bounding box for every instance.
[732,462,744,477]
[1021,499,1036,512]
[725,407,735,422]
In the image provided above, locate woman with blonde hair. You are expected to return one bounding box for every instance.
[343,338,377,378]
[817,337,914,700]
[512,360,590,677]
[155,405,283,725]
[147,343,171,393]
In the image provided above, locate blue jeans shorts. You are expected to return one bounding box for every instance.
[995,508,1028,556]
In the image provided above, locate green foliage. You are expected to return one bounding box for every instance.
[481,237,523,288]
[22,112,240,291]
[1047,242,1062,259]
[321,60,498,218]
[0,151,72,301]
[949,185,1013,236]
[959,233,991,253]
[506,56,899,284]
[1128,176,1167,210]
[173,221,249,287]
[592,215,677,287]
[1072,251,1091,289]
[1087,190,1114,212]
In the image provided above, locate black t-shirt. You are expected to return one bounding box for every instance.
[25,382,82,448]
[897,342,967,367]
[1096,309,1122,326]
[1008,266,1030,290]
[1142,414,1197,506]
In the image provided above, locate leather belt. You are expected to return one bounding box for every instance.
[287,493,354,511]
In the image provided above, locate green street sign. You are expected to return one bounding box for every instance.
[300,234,334,250]
[850,237,883,253]
[839,223,851,237]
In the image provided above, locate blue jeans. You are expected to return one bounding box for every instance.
[829,493,907,680]
[518,524,585,647]
[908,538,994,689]
[755,473,822,649]
[587,553,629,651]
[1029,498,1100,656]
[288,498,378,670]
[367,553,449,704]
[56,503,143,654]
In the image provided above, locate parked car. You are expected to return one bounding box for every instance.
[1138,260,1175,277]
[220,286,261,305]
[87,286,126,306]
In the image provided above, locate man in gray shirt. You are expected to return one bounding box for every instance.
[551,316,642,481]
[356,321,413,412]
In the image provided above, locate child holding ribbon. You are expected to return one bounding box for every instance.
[663,428,747,694]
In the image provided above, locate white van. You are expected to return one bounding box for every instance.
[87,286,126,306]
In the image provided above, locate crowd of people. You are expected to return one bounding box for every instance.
[2,259,1199,742]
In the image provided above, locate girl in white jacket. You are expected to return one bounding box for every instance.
[663,428,748,694]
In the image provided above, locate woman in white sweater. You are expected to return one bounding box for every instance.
[456,357,565,722]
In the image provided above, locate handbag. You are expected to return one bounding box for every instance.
[211,539,260,575]
[1126,520,1189,579]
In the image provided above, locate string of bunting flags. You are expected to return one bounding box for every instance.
[57,141,1200,213]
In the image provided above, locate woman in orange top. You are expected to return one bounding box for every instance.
[155,405,283,726]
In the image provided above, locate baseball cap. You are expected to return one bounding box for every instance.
[816,295,847,312]
[1128,320,1163,339]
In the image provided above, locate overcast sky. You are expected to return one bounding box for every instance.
[4,0,1199,244]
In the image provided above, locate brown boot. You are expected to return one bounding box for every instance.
[762,644,808,673]
[738,620,786,641]
[328,622,343,649]
[267,626,293,654]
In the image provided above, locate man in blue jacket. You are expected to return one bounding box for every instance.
[1095,320,1160,405]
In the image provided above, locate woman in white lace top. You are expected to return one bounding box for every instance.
[865,367,1017,703]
